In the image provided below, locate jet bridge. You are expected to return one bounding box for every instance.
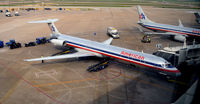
[153,43,200,67]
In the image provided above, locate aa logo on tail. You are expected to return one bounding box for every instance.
[139,13,145,19]
[51,25,55,32]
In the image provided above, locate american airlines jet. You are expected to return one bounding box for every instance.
[194,12,200,24]
[137,6,200,42]
[24,19,180,76]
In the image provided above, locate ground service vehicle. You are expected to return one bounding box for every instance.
[6,39,22,49]
[14,11,19,16]
[6,40,15,46]
[5,12,12,17]
[0,41,4,48]
[141,35,151,43]
[107,27,119,39]
[87,59,110,72]
[44,8,51,10]
[10,43,21,49]
[25,42,36,47]
[36,37,47,44]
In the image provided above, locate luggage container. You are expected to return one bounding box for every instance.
[36,37,47,44]
[0,41,4,48]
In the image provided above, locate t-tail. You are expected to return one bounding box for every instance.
[28,19,60,38]
[137,5,153,23]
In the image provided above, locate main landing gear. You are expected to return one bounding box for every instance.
[87,58,111,72]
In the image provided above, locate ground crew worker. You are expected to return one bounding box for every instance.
[41,56,44,63]
[147,36,151,43]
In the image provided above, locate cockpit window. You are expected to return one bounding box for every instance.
[165,63,173,68]
[161,64,165,68]
[113,32,118,35]
[162,63,173,68]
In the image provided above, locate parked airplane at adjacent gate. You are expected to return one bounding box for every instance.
[137,6,200,42]
[194,12,200,24]
[24,19,180,76]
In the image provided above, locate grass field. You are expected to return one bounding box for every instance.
[0,0,199,9]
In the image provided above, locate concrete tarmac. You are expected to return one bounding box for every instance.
[0,6,198,104]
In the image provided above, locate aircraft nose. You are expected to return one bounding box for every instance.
[168,67,181,77]
[175,71,181,77]
[174,68,181,77]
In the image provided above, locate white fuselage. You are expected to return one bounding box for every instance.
[139,20,200,37]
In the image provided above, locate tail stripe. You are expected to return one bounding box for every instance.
[51,25,55,32]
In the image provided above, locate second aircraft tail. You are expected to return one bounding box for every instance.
[137,5,153,23]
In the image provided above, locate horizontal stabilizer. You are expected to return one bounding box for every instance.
[28,19,59,24]
[28,18,60,35]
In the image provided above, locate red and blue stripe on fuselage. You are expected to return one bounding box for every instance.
[142,23,200,37]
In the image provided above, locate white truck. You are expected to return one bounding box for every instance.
[107,27,119,39]
[14,11,19,16]
[5,12,12,17]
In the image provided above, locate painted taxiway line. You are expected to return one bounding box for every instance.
[5,68,65,104]
[33,69,173,93]
[0,60,66,104]
[33,78,96,87]
[0,79,21,103]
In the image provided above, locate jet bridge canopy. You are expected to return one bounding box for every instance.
[153,44,200,67]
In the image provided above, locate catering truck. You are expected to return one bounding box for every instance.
[107,27,119,39]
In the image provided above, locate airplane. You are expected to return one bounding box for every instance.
[24,19,181,76]
[194,12,200,24]
[137,6,200,42]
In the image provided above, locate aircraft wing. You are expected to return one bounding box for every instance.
[24,38,113,62]
[102,38,113,45]
[24,52,96,62]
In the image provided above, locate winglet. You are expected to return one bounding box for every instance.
[178,19,184,27]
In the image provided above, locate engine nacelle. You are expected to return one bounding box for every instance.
[50,39,66,46]
[174,35,186,42]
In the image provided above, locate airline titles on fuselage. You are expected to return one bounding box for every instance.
[120,51,145,60]
[192,30,200,34]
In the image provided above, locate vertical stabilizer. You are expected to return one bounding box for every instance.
[137,5,153,23]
